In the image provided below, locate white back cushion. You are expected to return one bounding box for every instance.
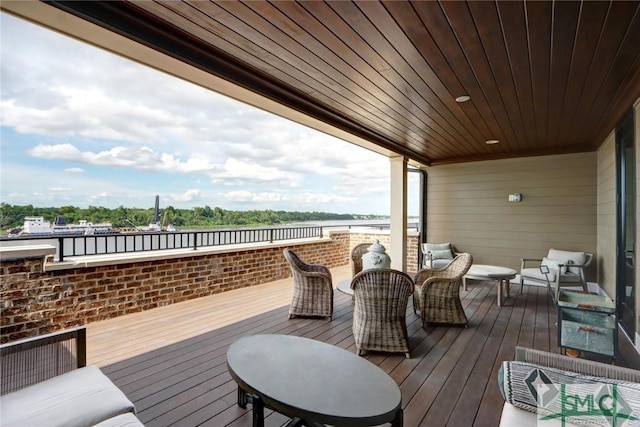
[547,249,587,274]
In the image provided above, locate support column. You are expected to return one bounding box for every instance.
[390,156,408,271]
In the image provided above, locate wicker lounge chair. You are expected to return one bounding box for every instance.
[413,253,473,327]
[350,242,371,276]
[351,269,414,358]
[283,248,334,320]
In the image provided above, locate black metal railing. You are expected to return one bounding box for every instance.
[1,226,324,262]
[1,222,420,262]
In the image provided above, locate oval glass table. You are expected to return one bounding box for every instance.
[226,334,403,427]
[336,279,353,296]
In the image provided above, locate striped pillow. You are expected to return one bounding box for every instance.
[498,361,640,424]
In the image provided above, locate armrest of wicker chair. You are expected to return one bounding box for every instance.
[300,262,332,277]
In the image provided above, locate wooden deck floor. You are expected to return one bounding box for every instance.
[87,265,640,427]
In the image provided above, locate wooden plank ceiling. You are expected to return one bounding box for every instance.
[49,0,640,165]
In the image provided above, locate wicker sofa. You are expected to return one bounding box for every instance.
[498,346,640,426]
[0,327,144,427]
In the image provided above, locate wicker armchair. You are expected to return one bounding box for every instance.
[283,248,334,320]
[350,242,371,276]
[351,269,414,358]
[413,253,473,327]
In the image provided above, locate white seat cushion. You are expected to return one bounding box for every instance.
[422,243,455,268]
[520,267,582,285]
[521,267,557,282]
[0,365,136,427]
[521,268,584,283]
[547,249,587,275]
[500,402,581,427]
[93,413,145,427]
[432,258,454,269]
[423,243,453,259]
[499,402,537,426]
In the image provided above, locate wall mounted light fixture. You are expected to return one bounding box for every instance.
[508,193,522,202]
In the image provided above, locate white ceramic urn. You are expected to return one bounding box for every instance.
[361,239,391,270]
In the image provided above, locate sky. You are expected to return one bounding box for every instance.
[1,13,419,216]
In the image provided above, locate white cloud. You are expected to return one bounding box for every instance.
[297,192,358,205]
[1,163,157,209]
[88,192,110,204]
[28,143,81,159]
[27,143,214,173]
[49,187,72,193]
[221,191,290,203]
[171,189,201,202]
[209,158,299,186]
[0,13,395,215]
[252,192,290,203]
[219,190,355,208]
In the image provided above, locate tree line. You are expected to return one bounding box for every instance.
[0,203,385,232]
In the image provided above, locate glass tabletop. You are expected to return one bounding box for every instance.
[557,290,615,313]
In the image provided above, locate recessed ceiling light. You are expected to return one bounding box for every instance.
[455,95,471,103]
[485,139,500,145]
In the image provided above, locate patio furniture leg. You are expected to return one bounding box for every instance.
[252,395,265,427]
[237,386,265,427]
[390,408,403,427]
[284,418,323,427]
[237,386,247,408]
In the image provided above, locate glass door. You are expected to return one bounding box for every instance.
[616,110,636,339]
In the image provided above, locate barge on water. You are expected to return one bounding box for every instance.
[19,216,115,236]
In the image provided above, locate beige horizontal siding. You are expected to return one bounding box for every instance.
[597,131,616,298]
[425,152,597,280]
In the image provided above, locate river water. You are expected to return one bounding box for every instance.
[285,218,419,228]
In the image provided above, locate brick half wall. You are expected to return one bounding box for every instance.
[1,230,419,343]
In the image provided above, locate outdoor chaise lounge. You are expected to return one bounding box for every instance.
[0,326,144,427]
